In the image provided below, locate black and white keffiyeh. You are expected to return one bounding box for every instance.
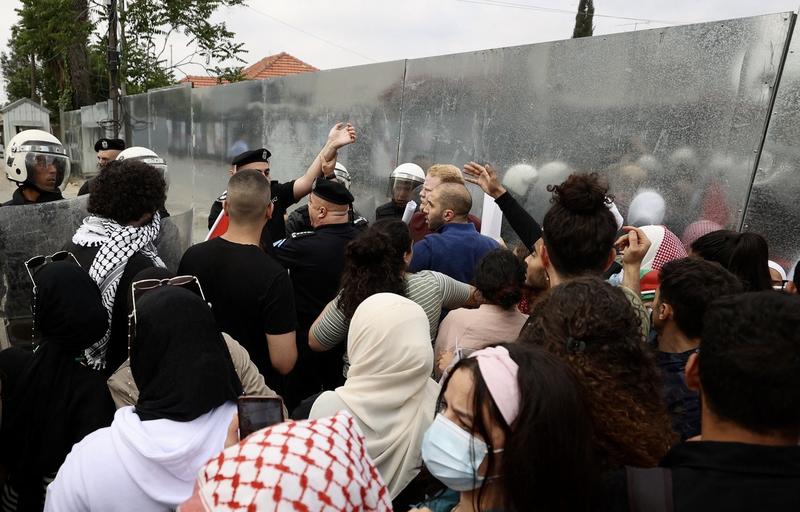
[72,212,166,369]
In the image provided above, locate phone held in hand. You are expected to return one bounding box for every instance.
[237,396,285,438]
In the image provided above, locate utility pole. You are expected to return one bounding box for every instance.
[107,0,121,137]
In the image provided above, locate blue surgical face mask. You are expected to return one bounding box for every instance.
[421,414,490,491]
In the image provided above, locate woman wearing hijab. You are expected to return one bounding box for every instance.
[309,293,439,504]
[179,411,393,512]
[44,287,243,511]
[0,261,115,511]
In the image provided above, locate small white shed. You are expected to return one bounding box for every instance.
[0,98,52,155]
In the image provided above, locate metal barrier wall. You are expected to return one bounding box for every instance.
[58,12,798,262]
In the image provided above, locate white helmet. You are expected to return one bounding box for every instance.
[5,129,70,191]
[116,146,169,189]
[390,162,425,184]
[333,161,351,190]
[502,163,538,196]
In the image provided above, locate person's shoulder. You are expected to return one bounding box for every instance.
[214,190,227,203]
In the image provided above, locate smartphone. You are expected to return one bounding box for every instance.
[237,396,285,438]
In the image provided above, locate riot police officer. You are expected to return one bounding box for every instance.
[3,130,70,206]
[374,162,425,220]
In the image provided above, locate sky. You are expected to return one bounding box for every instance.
[1,0,799,104]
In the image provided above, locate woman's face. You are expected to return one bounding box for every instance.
[442,367,507,475]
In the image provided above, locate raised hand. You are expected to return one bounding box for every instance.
[614,226,652,266]
[463,161,506,199]
[327,122,357,149]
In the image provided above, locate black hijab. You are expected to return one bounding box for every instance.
[131,286,242,421]
[0,261,114,508]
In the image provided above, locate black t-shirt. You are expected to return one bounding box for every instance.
[177,237,297,387]
[63,241,154,375]
[207,180,297,250]
[375,201,406,221]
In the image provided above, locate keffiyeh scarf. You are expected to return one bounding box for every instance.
[72,212,165,369]
[182,411,392,512]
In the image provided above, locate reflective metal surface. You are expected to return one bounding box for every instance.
[742,17,800,268]
[0,199,193,349]
[56,13,796,254]
[400,13,792,243]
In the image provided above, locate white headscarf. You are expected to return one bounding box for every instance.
[309,293,440,498]
[628,189,666,227]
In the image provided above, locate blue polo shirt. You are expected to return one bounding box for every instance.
[409,222,499,283]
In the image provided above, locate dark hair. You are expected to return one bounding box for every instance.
[658,258,743,339]
[542,173,617,277]
[441,343,597,511]
[337,220,410,319]
[474,249,525,310]
[794,260,800,290]
[700,292,800,435]
[226,169,271,223]
[520,277,675,469]
[690,230,772,292]
[88,160,166,225]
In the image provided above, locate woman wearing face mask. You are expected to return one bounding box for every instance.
[413,343,597,512]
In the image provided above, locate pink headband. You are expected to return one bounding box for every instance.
[470,346,520,426]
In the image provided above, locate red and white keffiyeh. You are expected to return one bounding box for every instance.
[640,225,687,273]
[180,411,392,512]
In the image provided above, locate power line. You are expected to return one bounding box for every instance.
[244,5,377,63]
[456,0,691,25]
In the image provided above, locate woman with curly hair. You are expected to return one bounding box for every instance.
[308,219,477,363]
[65,159,167,374]
[520,276,675,469]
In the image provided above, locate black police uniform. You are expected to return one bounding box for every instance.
[375,200,407,221]
[2,186,63,206]
[79,138,126,196]
[286,203,369,236]
[271,179,358,412]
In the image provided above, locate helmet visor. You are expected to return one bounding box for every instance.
[389,177,423,205]
[25,152,70,192]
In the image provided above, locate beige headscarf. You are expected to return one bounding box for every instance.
[309,293,440,498]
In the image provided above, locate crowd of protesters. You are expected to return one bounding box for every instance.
[0,122,798,512]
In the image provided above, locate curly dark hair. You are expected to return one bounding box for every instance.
[337,220,410,319]
[474,249,525,310]
[87,159,166,225]
[440,343,598,511]
[520,277,675,469]
[542,173,617,277]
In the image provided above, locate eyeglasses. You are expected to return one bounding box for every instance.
[127,275,208,351]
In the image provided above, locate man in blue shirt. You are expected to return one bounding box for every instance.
[409,182,498,283]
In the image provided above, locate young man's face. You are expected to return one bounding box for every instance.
[422,188,447,231]
[32,158,58,192]
[392,180,414,205]
[419,175,441,204]
[524,238,549,290]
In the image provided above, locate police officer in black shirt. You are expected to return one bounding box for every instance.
[207,123,357,249]
[272,177,360,412]
[78,138,126,196]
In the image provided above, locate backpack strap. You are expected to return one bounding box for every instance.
[626,467,674,512]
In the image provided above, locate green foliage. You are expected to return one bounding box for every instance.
[1,0,248,112]
[572,0,595,39]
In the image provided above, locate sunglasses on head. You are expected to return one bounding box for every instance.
[127,275,208,351]
[25,251,80,291]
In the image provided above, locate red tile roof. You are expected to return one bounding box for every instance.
[179,52,318,88]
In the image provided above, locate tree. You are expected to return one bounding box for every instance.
[572,0,595,38]
[0,0,248,114]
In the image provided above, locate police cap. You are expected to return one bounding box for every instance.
[312,177,354,205]
[94,138,126,152]
[232,148,272,166]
